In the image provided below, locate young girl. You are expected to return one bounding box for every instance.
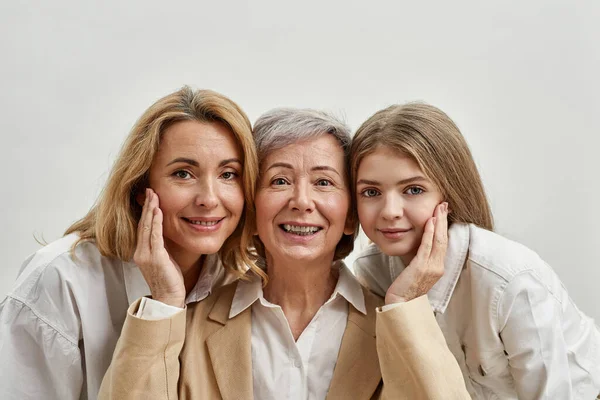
[351,103,600,399]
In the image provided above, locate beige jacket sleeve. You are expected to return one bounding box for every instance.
[377,295,470,400]
[98,298,186,400]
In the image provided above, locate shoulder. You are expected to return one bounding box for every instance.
[4,234,121,343]
[465,224,547,282]
[10,234,116,300]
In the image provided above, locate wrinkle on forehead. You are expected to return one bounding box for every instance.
[260,136,346,177]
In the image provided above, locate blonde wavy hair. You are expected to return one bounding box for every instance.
[65,86,262,279]
[351,102,494,230]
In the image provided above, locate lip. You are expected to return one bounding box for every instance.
[278,221,323,244]
[377,227,412,240]
[182,216,225,233]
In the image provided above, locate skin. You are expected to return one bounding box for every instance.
[134,120,245,307]
[255,135,354,339]
[355,146,449,304]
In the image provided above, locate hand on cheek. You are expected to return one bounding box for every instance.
[385,202,449,305]
[133,188,186,308]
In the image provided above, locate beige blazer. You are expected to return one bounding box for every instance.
[99,283,469,400]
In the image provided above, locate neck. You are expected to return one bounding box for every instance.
[165,239,205,294]
[399,252,416,267]
[263,255,339,340]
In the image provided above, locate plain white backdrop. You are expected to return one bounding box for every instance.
[1,1,598,321]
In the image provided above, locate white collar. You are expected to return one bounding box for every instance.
[426,222,470,313]
[229,261,367,318]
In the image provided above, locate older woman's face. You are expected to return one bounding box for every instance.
[255,134,353,266]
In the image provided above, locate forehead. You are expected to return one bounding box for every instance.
[358,146,422,176]
[157,120,241,158]
[261,134,345,169]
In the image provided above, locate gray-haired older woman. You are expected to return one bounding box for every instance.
[99,109,469,399]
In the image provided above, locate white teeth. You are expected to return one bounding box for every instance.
[188,220,219,226]
[282,224,320,235]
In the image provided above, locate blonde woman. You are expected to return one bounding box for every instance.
[0,87,261,400]
[351,103,600,399]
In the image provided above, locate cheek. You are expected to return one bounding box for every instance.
[324,193,350,226]
[410,201,439,229]
[153,186,190,218]
[220,184,245,216]
[357,201,377,227]
[254,192,277,227]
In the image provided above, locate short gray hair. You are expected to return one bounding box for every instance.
[253,108,352,164]
[252,108,357,262]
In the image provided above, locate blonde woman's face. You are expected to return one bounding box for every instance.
[356,147,443,264]
[147,120,244,266]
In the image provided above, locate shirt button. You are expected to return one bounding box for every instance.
[293,359,302,368]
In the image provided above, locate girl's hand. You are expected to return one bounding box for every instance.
[385,202,448,305]
[133,189,186,308]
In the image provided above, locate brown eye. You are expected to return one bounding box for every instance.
[272,178,288,185]
[316,179,332,186]
[221,171,238,180]
[174,170,192,179]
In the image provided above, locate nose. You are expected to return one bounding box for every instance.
[289,179,314,212]
[380,194,403,221]
[194,177,219,209]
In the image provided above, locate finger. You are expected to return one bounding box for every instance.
[150,206,165,252]
[136,189,149,244]
[138,190,154,254]
[415,216,436,261]
[432,202,449,257]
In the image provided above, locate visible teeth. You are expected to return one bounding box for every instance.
[188,220,219,226]
[282,224,320,235]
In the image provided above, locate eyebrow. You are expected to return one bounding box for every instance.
[265,162,342,177]
[356,176,428,186]
[166,157,242,168]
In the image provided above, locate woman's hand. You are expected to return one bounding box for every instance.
[133,188,186,308]
[385,202,448,305]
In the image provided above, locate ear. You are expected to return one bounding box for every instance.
[343,214,357,236]
[135,190,146,207]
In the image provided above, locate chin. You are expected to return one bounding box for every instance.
[184,239,226,256]
[377,242,412,258]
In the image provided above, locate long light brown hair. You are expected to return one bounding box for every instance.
[65,86,261,278]
[350,102,494,230]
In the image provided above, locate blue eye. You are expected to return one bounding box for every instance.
[174,170,192,179]
[406,187,424,195]
[361,188,380,198]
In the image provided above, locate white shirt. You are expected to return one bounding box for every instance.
[354,223,600,400]
[140,262,367,400]
[0,233,232,400]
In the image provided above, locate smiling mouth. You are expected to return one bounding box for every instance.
[182,217,224,226]
[280,224,323,236]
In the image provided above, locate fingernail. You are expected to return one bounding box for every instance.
[443,202,448,212]
[431,217,437,224]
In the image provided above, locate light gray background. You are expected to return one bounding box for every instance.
[1,1,598,321]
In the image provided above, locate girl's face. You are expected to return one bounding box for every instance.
[146,120,245,267]
[356,146,443,264]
